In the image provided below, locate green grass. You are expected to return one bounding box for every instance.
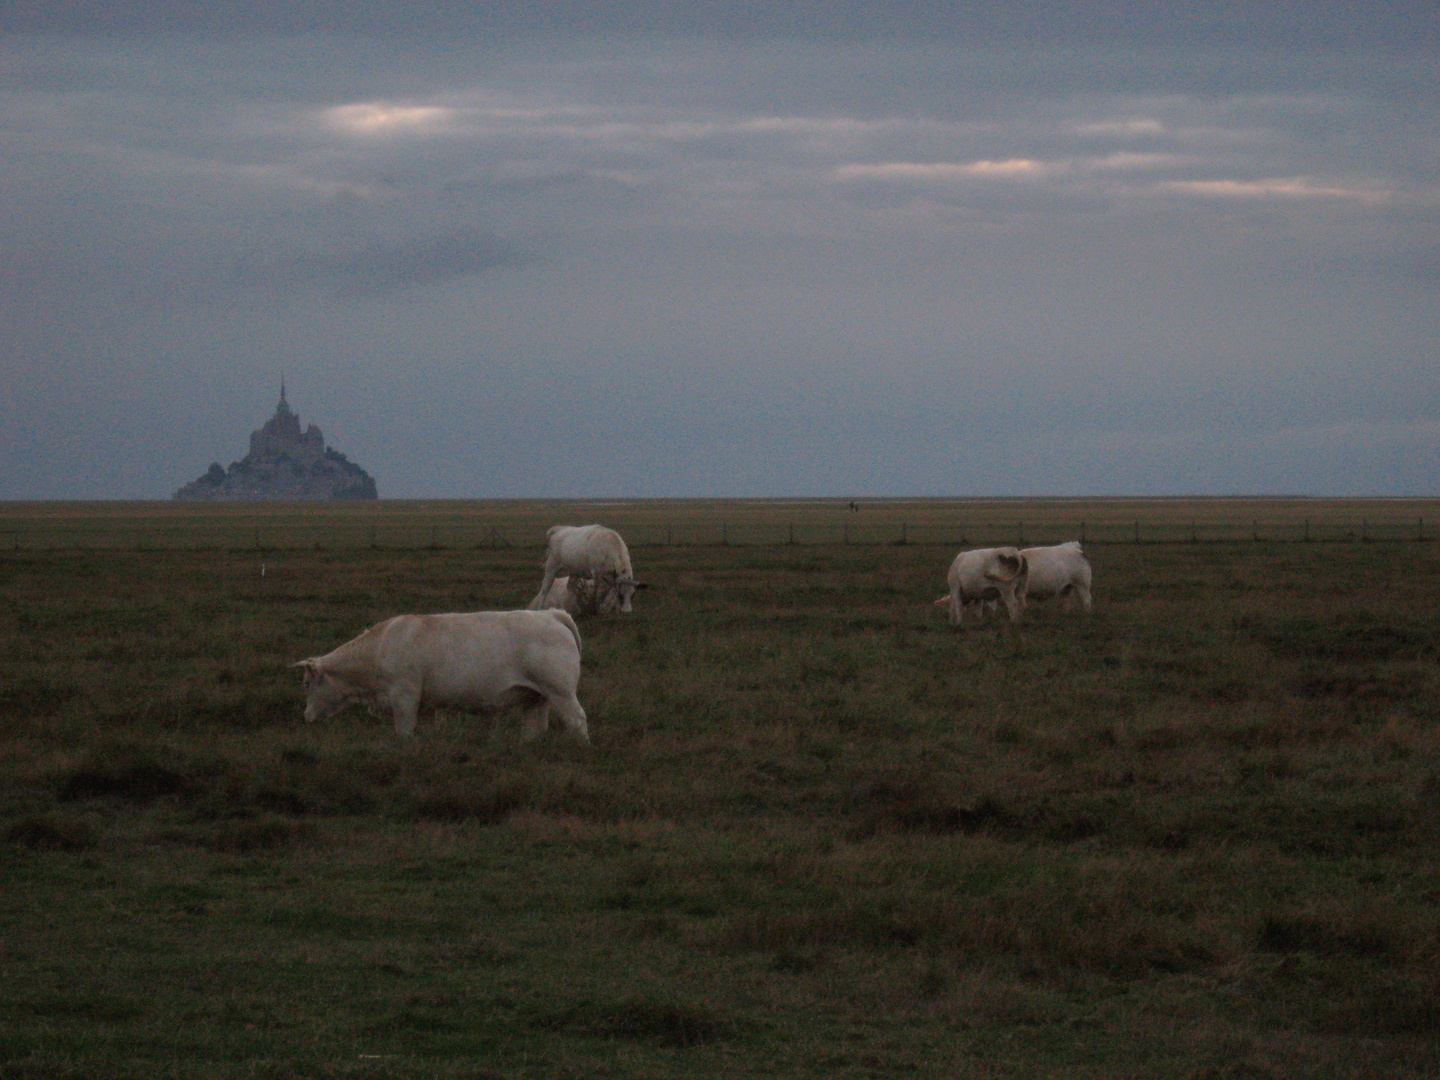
[2,503,1439,1077]
[2,495,1436,548]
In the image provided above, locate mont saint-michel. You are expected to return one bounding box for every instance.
[173,387,377,501]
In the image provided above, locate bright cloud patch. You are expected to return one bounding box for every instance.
[1074,118,1168,137]
[1163,178,1392,203]
[836,159,1048,182]
[834,153,1182,185]
[323,102,454,134]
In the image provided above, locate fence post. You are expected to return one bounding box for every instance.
[1080,520,1086,544]
[1419,517,1425,542]
[900,523,907,546]
[1362,518,1368,542]
[787,524,795,546]
[1304,519,1310,543]
[1134,520,1140,544]
[1253,520,1259,542]
[721,523,728,546]
[843,523,849,545]
[1017,521,1024,546]
[667,524,673,546]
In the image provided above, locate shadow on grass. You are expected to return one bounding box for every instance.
[530,995,741,1047]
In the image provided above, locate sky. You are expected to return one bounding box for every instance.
[2,2,1438,499]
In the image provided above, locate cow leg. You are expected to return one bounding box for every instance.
[520,703,550,741]
[530,555,563,611]
[392,700,419,736]
[548,694,589,743]
[961,595,991,624]
[595,570,621,615]
[386,683,421,736]
[947,588,964,626]
[1000,588,1023,623]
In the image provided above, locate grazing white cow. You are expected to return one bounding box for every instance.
[294,609,587,741]
[535,574,618,617]
[1018,541,1093,613]
[942,546,1028,626]
[528,524,645,614]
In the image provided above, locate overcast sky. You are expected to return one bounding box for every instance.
[3,2,1437,499]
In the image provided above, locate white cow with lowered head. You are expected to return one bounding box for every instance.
[1018,541,1093,613]
[941,546,1028,626]
[528,524,645,614]
[294,609,588,741]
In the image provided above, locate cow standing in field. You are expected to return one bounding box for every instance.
[1018,541,1093,613]
[294,609,588,742]
[528,525,644,614]
[941,546,1028,626]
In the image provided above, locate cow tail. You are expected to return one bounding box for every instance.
[551,609,583,655]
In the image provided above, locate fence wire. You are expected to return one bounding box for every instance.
[0,516,1429,551]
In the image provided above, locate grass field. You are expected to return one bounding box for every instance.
[2,500,1439,1078]
[1,496,1435,549]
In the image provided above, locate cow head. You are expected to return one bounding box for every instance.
[615,573,648,613]
[293,659,354,723]
[589,570,646,613]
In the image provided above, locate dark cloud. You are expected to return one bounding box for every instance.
[5,1,1437,49]
[234,229,537,298]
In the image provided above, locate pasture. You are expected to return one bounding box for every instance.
[2,500,1439,1078]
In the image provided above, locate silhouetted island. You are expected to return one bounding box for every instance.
[173,385,377,501]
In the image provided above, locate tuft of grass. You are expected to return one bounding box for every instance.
[54,743,193,803]
[846,771,1013,837]
[4,814,97,852]
[158,816,310,853]
[531,995,740,1047]
[407,776,533,823]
